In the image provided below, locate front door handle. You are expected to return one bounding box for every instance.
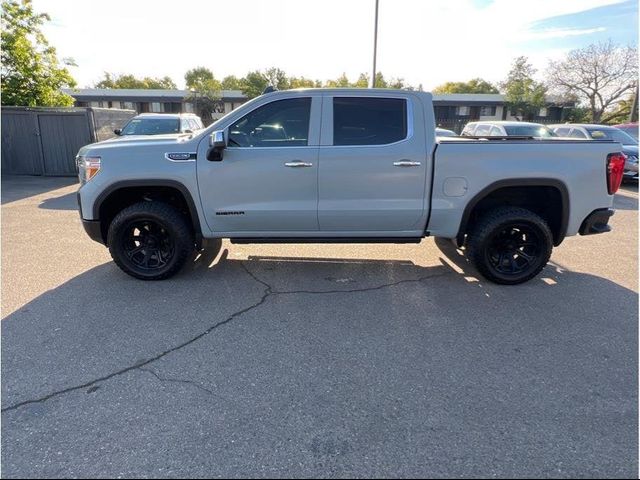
[285,161,313,167]
[393,161,421,167]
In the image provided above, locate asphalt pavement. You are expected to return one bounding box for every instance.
[1,175,638,478]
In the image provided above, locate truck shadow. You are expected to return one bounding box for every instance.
[38,192,77,211]
[1,175,77,205]
[614,190,638,211]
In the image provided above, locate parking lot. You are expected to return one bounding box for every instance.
[1,175,637,478]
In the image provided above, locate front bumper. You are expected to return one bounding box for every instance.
[77,192,105,244]
[82,219,105,244]
[579,208,614,235]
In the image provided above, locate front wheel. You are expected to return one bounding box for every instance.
[466,207,553,285]
[107,202,195,280]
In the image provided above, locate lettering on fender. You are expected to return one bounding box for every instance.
[165,152,196,162]
[216,211,245,216]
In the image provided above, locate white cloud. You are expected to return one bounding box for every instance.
[521,27,607,40]
[32,0,626,90]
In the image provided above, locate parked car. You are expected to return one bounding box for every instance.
[77,89,623,285]
[435,127,456,137]
[613,122,638,141]
[550,124,638,181]
[461,121,556,138]
[114,113,204,136]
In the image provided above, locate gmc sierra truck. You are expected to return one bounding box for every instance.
[76,89,625,284]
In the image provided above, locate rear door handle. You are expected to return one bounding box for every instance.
[393,161,421,167]
[285,161,313,167]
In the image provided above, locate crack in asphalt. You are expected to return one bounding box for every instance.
[2,263,451,413]
[138,367,218,398]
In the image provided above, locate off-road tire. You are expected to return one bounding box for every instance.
[466,207,553,285]
[107,201,195,280]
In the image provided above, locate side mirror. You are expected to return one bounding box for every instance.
[207,130,226,161]
[114,128,122,135]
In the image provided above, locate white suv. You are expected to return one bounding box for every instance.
[462,121,556,138]
[115,113,204,136]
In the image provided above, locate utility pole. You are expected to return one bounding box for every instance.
[630,84,638,123]
[371,0,379,88]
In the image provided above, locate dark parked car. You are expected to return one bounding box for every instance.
[613,122,639,141]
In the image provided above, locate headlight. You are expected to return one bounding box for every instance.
[77,155,101,184]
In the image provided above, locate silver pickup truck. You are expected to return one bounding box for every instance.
[76,89,625,284]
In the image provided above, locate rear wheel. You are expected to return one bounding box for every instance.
[466,207,553,285]
[107,202,195,280]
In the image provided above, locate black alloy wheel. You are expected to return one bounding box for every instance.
[108,201,194,280]
[122,219,175,271]
[466,207,553,285]
[485,223,541,276]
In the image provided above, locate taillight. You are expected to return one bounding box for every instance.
[606,152,626,195]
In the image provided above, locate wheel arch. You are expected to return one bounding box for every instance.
[93,179,203,246]
[455,178,570,247]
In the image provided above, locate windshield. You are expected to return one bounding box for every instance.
[503,125,556,137]
[586,127,638,145]
[121,118,180,135]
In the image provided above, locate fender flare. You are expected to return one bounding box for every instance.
[455,178,570,246]
[93,179,203,245]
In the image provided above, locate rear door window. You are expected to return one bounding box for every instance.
[333,97,407,146]
[474,124,491,136]
[569,129,587,139]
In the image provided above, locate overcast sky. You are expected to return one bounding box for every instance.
[33,0,638,90]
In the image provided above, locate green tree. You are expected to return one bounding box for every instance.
[184,67,217,91]
[601,96,637,124]
[562,106,592,123]
[373,72,388,88]
[241,70,269,98]
[221,75,243,90]
[289,76,319,89]
[501,57,547,121]
[1,0,76,106]
[387,77,407,89]
[184,67,222,125]
[95,73,176,89]
[325,73,352,88]
[353,73,369,88]
[433,78,499,94]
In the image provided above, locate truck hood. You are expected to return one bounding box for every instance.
[79,133,198,156]
[99,133,193,145]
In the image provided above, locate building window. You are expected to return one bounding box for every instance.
[184,102,194,113]
[124,102,134,110]
[151,102,162,112]
[457,106,470,116]
[480,106,496,116]
[538,107,548,117]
